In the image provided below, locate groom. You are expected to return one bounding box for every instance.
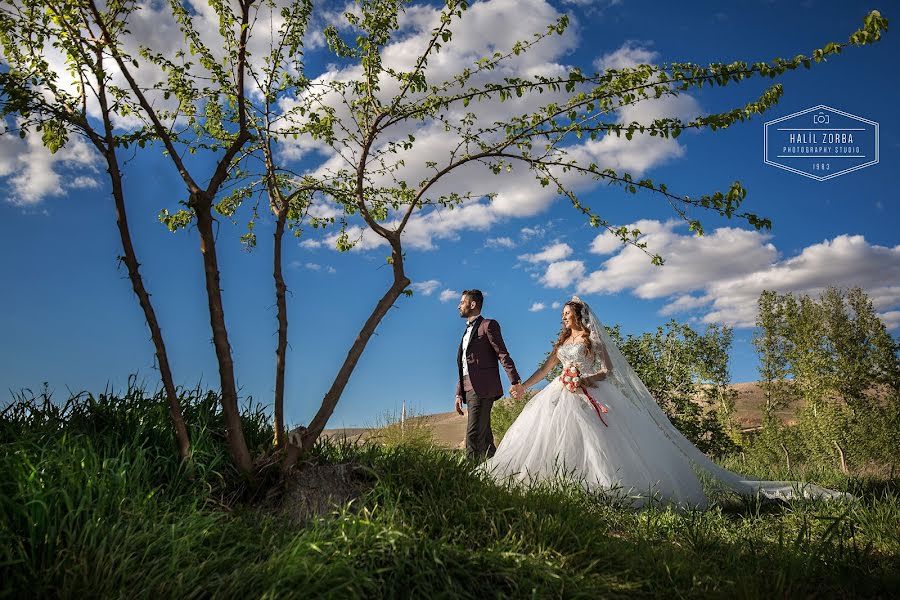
[455,289,524,459]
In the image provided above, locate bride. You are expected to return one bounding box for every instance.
[483,296,850,509]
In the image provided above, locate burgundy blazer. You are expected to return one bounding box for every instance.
[456,316,521,401]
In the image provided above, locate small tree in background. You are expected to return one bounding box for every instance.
[750,287,900,471]
[609,321,738,457]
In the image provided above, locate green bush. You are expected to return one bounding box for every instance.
[490,393,530,442]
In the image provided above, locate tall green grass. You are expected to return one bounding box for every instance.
[2,383,898,598]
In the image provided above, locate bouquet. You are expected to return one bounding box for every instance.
[560,364,609,426]
[560,365,582,392]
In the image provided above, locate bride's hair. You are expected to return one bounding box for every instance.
[553,301,593,357]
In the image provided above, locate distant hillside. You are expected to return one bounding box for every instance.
[323,381,806,448]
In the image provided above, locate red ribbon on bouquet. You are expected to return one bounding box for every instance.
[580,385,609,427]
[561,365,609,426]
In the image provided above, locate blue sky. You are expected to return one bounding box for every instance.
[1,0,898,428]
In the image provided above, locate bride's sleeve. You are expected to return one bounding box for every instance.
[590,337,612,378]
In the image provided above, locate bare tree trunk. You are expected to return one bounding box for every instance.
[780,442,791,472]
[273,207,288,449]
[834,440,849,475]
[107,156,191,460]
[194,198,252,474]
[282,241,410,469]
[94,67,191,461]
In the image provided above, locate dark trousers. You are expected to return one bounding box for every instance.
[465,390,499,459]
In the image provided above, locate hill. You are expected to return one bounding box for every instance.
[323,381,804,448]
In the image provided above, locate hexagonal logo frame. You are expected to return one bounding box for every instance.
[764,105,879,181]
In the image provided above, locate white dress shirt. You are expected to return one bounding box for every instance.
[461,318,478,379]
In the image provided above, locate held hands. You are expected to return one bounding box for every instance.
[455,396,464,416]
[509,383,526,400]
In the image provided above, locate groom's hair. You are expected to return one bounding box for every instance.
[462,289,484,309]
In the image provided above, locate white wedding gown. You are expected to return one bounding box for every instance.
[484,342,850,509]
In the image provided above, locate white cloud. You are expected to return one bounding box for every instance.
[439,289,460,303]
[300,238,323,249]
[589,231,624,255]
[551,301,561,309]
[0,125,100,205]
[71,176,100,189]
[529,302,546,312]
[519,242,573,263]
[880,311,900,331]
[305,262,322,271]
[579,220,776,298]
[411,279,441,296]
[542,260,586,288]
[559,219,900,330]
[486,236,516,249]
[695,235,900,328]
[593,41,659,71]
[521,225,547,239]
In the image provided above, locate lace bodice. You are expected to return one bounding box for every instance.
[556,342,601,375]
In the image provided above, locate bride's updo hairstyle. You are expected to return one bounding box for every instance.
[553,300,594,357]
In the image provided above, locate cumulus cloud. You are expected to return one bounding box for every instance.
[579,220,777,298]
[439,289,461,303]
[693,235,900,328]
[542,219,900,330]
[0,126,100,206]
[411,279,441,296]
[593,41,659,71]
[542,260,586,288]
[289,260,335,273]
[521,225,547,239]
[486,236,517,249]
[551,301,562,309]
[880,311,900,331]
[519,242,573,263]
[300,238,323,249]
[529,302,546,312]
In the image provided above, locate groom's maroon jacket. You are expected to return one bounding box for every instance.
[456,316,521,401]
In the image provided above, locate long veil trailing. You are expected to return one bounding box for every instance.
[575,295,851,503]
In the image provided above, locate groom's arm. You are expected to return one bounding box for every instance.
[485,319,521,386]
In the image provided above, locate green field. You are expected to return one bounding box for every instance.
[2,387,898,598]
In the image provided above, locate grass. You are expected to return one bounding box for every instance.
[2,384,899,598]
[368,405,436,449]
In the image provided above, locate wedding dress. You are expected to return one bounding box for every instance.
[483,297,851,509]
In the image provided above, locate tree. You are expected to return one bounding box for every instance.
[751,287,900,469]
[215,0,317,450]
[79,0,266,473]
[609,321,738,456]
[0,0,191,460]
[753,290,795,420]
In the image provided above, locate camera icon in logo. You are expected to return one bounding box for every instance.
[813,112,830,125]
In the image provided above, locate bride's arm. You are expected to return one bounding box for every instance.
[581,339,612,386]
[521,352,560,391]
